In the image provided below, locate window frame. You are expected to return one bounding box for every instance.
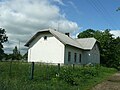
[44,36,47,40]
[79,54,81,63]
[68,52,71,62]
[74,53,77,62]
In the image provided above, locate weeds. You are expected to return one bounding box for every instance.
[0,62,117,90]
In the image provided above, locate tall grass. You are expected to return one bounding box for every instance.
[0,62,117,90]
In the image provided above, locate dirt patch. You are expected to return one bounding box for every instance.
[92,72,120,90]
[108,73,120,82]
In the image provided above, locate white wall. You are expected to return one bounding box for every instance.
[27,31,100,64]
[28,32,65,64]
[64,45,83,64]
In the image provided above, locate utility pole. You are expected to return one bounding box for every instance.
[57,21,60,32]
[18,40,20,54]
[57,15,61,32]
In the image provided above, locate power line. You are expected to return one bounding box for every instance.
[87,0,111,27]
[87,0,120,37]
[87,0,116,29]
[96,0,118,29]
[96,0,120,36]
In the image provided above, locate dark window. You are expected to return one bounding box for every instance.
[74,53,77,62]
[44,36,47,40]
[94,45,96,50]
[68,52,71,62]
[79,54,81,63]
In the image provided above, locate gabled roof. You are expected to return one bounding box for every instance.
[25,28,97,50]
[49,29,84,49]
[76,38,97,50]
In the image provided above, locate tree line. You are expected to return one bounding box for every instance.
[0,28,27,61]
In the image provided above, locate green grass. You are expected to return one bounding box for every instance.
[0,61,117,90]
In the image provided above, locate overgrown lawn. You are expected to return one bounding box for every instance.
[0,61,117,90]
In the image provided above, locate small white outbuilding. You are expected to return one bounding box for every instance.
[25,28,100,65]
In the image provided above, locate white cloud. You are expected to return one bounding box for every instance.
[110,30,120,38]
[53,0,65,5]
[68,1,81,15]
[0,0,79,54]
[50,20,79,33]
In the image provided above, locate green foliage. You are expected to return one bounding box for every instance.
[77,29,120,69]
[78,29,95,38]
[0,28,8,60]
[22,52,28,60]
[59,66,78,86]
[0,62,117,90]
[4,46,22,60]
[116,7,120,11]
[0,48,4,59]
[12,46,22,60]
[0,28,8,43]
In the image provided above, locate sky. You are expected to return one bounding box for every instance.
[0,0,120,54]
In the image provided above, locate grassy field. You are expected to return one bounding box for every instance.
[0,61,117,90]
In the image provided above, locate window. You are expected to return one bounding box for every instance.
[74,53,77,62]
[68,52,71,62]
[94,45,96,50]
[79,54,81,63]
[44,36,47,40]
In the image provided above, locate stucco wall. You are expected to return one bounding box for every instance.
[27,31,100,64]
[83,43,100,64]
[28,32,65,64]
[64,45,83,64]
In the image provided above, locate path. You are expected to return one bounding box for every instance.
[92,72,120,90]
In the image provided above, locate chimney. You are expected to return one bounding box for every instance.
[65,33,70,37]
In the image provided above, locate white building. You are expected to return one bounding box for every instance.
[25,29,100,65]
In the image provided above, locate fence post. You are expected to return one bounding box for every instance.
[73,64,75,69]
[58,63,60,74]
[30,62,34,80]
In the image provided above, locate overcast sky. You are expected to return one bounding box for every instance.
[0,0,120,54]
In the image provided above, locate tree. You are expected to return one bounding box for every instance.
[77,29,120,69]
[116,7,120,11]
[112,37,120,68]
[0,28,8,60]
[77,29,95,38]
[12,46,22,60]
[23,52,28,60]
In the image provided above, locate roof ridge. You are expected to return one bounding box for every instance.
[25,28,96,50]
[76,37,96,39]
[49,29,84,49]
